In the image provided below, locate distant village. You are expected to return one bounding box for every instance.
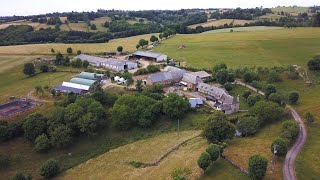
[53,51,240,114]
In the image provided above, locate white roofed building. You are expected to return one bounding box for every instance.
[62,82,91,91]
[131,51,167,62]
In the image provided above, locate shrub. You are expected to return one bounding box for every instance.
[40,64,49,73]
[206,144,221,161]
[224,82,232,91]
[242,90,251,99]
[271,137,288,157]
[236,116,261,136]
[280,120,299,144]
[11,172,32,180]
[248,155,268,180]
[22,113,47,141]
[249,101,284,124]
[305,112,315,126]
[268,71,282,83]
[203,112,236,143]
[39,159,60,179]
[49,125,74,148]
[268,93,282,105]
[288,91,299,105]
[197,152,211,171]
[247,95,260,107]
[171,167,192,180]
[0,154,9,169]
[34,134,51,152]
[265,84,276,99]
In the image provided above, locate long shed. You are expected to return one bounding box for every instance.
[70,78,97,86]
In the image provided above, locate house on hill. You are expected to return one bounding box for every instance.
[197,82,239,114]
[130,51,167,62]
[74,54,137,72]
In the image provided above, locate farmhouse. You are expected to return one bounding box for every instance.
[130,51,167,62]
[74,54,137,72]
[181,73,203,91]
[197,82,239,114]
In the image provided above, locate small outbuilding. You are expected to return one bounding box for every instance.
[189,98,204,108]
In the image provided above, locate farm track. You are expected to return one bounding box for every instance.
[234,80,306,180]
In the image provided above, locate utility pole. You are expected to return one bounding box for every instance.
[271,144,279,173]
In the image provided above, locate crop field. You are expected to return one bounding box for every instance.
[154,28,320,68]
[189,19,255,28]
[0,33,158,55]
[271,7,309,14]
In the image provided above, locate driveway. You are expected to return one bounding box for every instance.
[283,108,307,180]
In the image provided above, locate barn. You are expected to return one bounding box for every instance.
[74,54,137,72]
[130,51,167,62]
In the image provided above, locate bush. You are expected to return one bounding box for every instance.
[280,120,299,144]
[0,154,9,169]
[11,172,32,180]
[39,159,60,179]
[206,144,221,161]
[236,116,261,136]
[248,155,268,180]
[242,90,251,99]
[268,71,282,83]
[249,101,284,124]
[171,167,192,180]
[49,125,74,148]
[40,64,49,73]
[34,134,51,152]
[307,55,320,70]
[288,91,299,105]
[224,82,232,91]
[203,112,236,143]
[271,137,288,157]
[268,93,282,105]
[22,113,47,141]
[265,84,276,99]
[305,112,315,126]
[197,152,211,171]
[247,95,260,107]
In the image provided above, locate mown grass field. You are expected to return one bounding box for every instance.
[189,19,255,28]
[154,28,320,68]
[271,7,309,14]
[203,26,284,34]
[60,131,203,180]
[0,56,80,103]
[0,33,158,55]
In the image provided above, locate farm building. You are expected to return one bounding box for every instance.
[53,85,85,94]
[62,82,91,91]
[130,51,167,62]
[74,54,137,72]
[197,82,239,114]
[181,73,203,91]
[189,71,212,80]
[146,67,185,85]
[70,78,97,87]
[79,72,105,80]
[189,98,204,108]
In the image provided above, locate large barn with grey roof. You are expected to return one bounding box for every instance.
[74,54,137,72]
[130,51,167,62]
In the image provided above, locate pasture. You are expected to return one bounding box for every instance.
[271,7,309,14]
[0,33,158,55]
[189,19,254,28]
[154,28,320,68]
[203,26,283,34]
[274,74,320,179]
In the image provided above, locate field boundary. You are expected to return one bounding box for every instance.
[135,134,202,167]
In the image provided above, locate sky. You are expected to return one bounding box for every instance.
[1,0,319,16]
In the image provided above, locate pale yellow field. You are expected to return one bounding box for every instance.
[67,23,89,31]
[60,130,204,180]
[90,16,111,32]
[189,19,255,28]
[0,33,158,55]
[0,21,40,29]
[34,23,54,30]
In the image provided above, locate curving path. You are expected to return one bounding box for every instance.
[234,80,307,180]
[283,108,307,180]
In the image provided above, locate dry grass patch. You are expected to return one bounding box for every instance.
[60,131,203,180]
[189,19,255,28]
[0,33,158,55]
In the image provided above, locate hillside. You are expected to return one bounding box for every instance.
[154,27,320,68]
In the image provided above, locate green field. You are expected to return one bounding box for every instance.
[154,28,320,68]
[189,19,255,28]
[274,75,320,179]
[203,26,284,34]
[0,33,158,55]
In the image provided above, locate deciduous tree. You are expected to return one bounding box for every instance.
[248,155,268,180]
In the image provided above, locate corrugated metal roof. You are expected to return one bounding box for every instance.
[70,78,96,86]
[79,72,105,80]
[54,85,83,94]
[149,70,185,83]
[74,54,134,67]
[182,73,203,84]
[62,82,90,91]
[132,51,165,58]
[197,82,235,104]
[189,71,212,79]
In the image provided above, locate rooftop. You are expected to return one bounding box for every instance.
[70,78,97,86]
[54,85,83,94]
[132,51,165,58]
[189,71,212,79]
[74,54,134,67]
